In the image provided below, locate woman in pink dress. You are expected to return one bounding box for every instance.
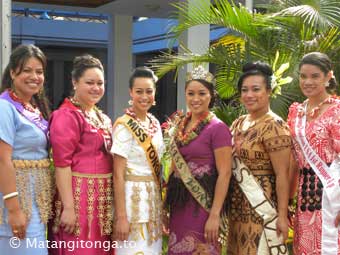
[48,55,113,255]
[288,52,340,254]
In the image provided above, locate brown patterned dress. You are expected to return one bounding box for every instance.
[227,112,291,255]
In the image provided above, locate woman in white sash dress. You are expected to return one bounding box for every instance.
[288,52,340,255]
[228,62,291,254]
[111,67,163,255]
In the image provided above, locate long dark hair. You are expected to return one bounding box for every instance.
[1,44,50,120]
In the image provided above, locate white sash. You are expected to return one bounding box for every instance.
[294,105,340,255]
[232,154,288,255]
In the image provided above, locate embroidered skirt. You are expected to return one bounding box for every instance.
[114,174,162,255]
[0,159,54,255]
[49,172,113,255]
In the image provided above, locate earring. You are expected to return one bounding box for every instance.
[325,81,330,87]
[38,87,44,99]
[10,79,16,92]
[152,101,156,106]
[73,87,77,91]
[128,99,133,106]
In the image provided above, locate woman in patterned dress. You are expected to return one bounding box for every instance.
[49,55,113,255]
[111,67,163,255]
[287,52,340,255]
[227,62,291,254]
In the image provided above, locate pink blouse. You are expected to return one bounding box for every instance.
[49,101,112,174]
[287,100,340,169]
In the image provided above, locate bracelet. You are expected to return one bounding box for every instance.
[3,192,19,201]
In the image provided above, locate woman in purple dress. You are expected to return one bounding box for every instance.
[165,66,232,255]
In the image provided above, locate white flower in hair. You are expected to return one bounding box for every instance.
[186,65,214,83]
[271,74,278,89]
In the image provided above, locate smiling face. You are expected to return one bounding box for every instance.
[299,64,331,99]
[185,80,211,116]
[10,57,44,102]
[130,77,155,114]
[240,75,270,116]
[73,67,105,109]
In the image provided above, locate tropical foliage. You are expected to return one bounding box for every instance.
[154,1,340,254]
[150,0,340,124]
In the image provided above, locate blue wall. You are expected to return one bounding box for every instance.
[12,16,107,47]
[12,16,227,52]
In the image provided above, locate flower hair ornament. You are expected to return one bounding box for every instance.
[186,65,214,83]
[271,74,278,89]
[269,60,293,98]
[325,70,336,87]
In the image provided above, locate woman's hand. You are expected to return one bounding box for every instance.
[55,167,76,234]
[60,207,76,234]
[0,141,27,239]
[162,211,170,235]
[204,214,220,244]
[334,211,340,227]
[8,208,27,239]
[115,217,130,241]
[287,201,295,229]
[276,216,289,243]
[203,145,231,244]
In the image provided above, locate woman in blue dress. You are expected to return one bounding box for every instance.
[0,44,54,255]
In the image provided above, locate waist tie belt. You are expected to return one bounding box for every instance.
[12,158,50,169]
[125,174,154,182]
[72,172,112,178]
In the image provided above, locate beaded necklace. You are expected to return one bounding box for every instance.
[69,97,112,151]
[174,111,214,147]
[9,90,42,117]
[125,107,159,137]
[69,97,112,133]
[298,95,336,118]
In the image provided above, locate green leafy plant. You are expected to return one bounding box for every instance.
[154,1,340,253]
[151,0,340,122]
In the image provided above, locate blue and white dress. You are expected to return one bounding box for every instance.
[0,98,54,255]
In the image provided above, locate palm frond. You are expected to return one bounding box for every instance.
[303,27,340,53]
[149,50,212,79]
[213,34,245,49]
[212,44,245,99]
[213,102,246,126]
[270,92,295,119]
[150,41,246,80]
[274,0,340,30]
[149,0,340,124]
[169,0,262,40]
[150,44,229,78]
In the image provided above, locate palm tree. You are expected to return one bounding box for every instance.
[150,0,340,124]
